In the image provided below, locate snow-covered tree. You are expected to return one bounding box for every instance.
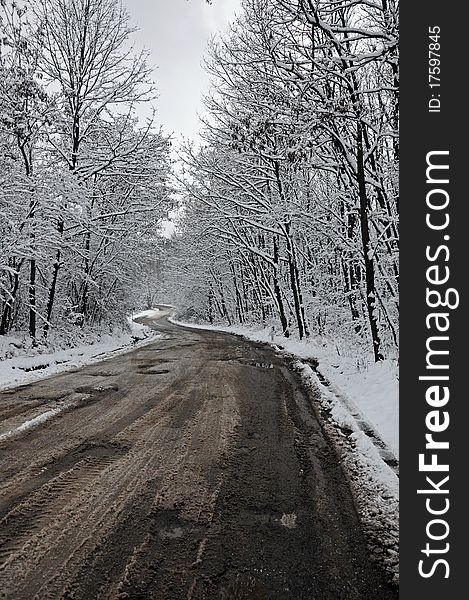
[1,0,171,348]
[163,0,399,361]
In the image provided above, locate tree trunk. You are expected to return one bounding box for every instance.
[356,124,383,361]
[80,228,92,320]
[208,285,214,324]
[230,261,245,324]
[272,235,289,337]
[341,257,362,334]
[285,222,308,339]
[44,219,63,338]
[29,258,37,342]
[0,269,20,335]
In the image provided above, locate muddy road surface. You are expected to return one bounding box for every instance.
[0,315,397,599]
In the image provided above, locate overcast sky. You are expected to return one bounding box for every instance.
[122,0,241,143]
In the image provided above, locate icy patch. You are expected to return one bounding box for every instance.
[0,407,62,440]
[280,513,297,529]
[158,526,184,540]
[92,383,119,392]
[0,392,90,442]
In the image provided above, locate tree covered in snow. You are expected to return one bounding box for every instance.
[0,0,171,347]
[163,0,399,361]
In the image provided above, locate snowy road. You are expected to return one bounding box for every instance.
[0,316,397,599]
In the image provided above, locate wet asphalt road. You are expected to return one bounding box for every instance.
[0,314,398,599]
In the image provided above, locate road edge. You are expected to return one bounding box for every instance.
[170,317,399,587]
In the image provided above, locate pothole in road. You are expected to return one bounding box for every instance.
[1,383,32,395]
[136,369,170,375]
[134,357,174,368]
[226,509,300,532]
[84,370,121,377]
[150,508,191,542]
[72,440,130,461]
[21,391,71,402]
[74,383,119,394]
[249,361,273,369]
[158,526,184,540]
[147,358,174,364]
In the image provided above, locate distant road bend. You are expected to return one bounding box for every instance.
[0,309,397,599]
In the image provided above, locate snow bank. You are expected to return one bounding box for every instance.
[291,343,399,458]
[0,318,161,391]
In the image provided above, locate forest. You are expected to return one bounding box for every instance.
[166,0,399,362]
[1,0,399,364]
[0,0,172,348]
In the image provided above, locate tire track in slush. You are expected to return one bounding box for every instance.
[0,447,125,563]
[48,365,235,600]
[0,347,207,514]
[0,357,237,600]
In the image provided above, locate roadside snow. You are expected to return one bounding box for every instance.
[0,317,161,391]
[301,348,398,458]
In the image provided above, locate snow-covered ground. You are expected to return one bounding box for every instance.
[0,316,161,391]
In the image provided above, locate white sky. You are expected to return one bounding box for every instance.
[122,0,240,143]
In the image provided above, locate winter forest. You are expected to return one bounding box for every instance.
[1,0,399,364]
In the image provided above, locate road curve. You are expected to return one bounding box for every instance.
[0,316,397,599]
